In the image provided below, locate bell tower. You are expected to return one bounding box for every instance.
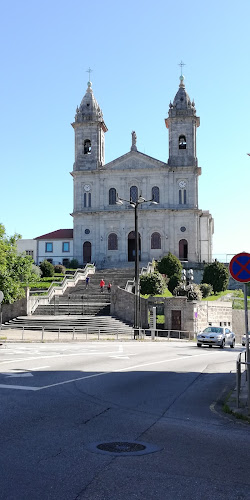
[71,81,108,171]
[165,75,200,167]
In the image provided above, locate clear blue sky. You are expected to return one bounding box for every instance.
[0,0,249,261]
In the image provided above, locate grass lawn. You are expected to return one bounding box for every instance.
[141,288,172,299]
[202,290,234,301]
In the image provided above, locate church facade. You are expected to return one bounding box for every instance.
[71,76,214,269]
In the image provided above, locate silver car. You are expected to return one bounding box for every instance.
[241,333,250,347]
[197,327,235,349]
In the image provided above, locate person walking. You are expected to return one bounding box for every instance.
[107,282,112,293]
[100,278,105,293]
[85,276,90,288]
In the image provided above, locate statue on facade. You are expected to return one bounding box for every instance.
[131,131,137,151]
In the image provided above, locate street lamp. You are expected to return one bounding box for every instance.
[116,193,158,338]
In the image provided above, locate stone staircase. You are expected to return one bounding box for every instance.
[3,315,134,336]
[35,268,134,316]
[3,269,135,335]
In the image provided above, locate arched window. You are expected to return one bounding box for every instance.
[84,139,91,154]
[108,233,118,250]
[83,192,91,208]
[179,189,187,205]
[130,186,138,203]
[179,135,186,149]
[179,239,188,260]
[152,186,160,203]
[151,232,161,249]
[109,188,117,205]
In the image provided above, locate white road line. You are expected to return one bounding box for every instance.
[0,351,135,365]
[0,352,211,391]
[26,366,50,371]
[0,384,37,391]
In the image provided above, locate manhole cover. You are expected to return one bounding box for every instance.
[97,442,146,453]
[88,441,162,456]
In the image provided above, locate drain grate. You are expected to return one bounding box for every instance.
[88,441,162,456]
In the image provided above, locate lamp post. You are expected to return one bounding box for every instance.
[116,193,158,338]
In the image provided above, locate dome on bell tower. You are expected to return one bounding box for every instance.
[169,76,196,117]
[74,81,107,128]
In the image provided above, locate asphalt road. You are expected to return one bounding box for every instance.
[0,341,249,500]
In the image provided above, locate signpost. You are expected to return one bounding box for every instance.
[229,253,250,412]
[0,291,4,331]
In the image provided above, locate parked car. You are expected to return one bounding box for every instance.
[241,333,250,347]
[197,326,235,349]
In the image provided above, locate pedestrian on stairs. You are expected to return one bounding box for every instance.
[85,276,90,288]
[100,279,105,293]
[107,282,112,293]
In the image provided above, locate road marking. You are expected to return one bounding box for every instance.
[0,350,136,365]
[0,384,37,391]
[0,352,211,391]
[26,366,50,371]
[5,373,33,378]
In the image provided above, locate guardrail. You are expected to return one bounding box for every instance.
[29,264,95,315]
[1,327,193,343]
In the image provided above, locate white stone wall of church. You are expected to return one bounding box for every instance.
[73,208,202,266]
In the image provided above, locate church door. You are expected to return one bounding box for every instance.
[128,231,141,262]
[83,241,91,263]
[179,239,188,260]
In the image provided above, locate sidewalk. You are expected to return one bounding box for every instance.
[226,372,250,421]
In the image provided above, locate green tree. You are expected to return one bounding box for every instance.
[157,253,182,292]
[202,261,229,294]
[140,273,165,296]
[157,252,182,279]
[0,224,37,303]
[69,258,79,269]
[40,260,55,278]
[168,273,181,294]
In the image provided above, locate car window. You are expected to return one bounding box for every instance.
[204,327,223,334]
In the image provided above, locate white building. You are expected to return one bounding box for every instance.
[17,229,73,266]
[71,75,213,268]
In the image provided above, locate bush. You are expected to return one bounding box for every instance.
[69,259,79,269]
[199,283,213,298]
[202,261,229,294]
[31,264,42,278]
[173,283,202,301]
[54,265,66,274]
[40,260,54,278]
[140,272,165,296]
[168,273,181,294]
[186,284,202,301]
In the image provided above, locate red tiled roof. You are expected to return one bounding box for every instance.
[35,229,73,240]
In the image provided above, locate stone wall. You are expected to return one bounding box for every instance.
[164,297,232,333]
[232,310,250,340]
[1,294,28,324]
[111,286,148,328]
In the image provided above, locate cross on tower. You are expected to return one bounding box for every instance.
[86,67,93,81]
[178,60,186,76]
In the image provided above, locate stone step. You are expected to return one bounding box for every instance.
[3,315,133,334]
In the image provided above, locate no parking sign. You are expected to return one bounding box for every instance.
[229,252,250,283]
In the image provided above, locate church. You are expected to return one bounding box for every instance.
[71,74,213,269]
